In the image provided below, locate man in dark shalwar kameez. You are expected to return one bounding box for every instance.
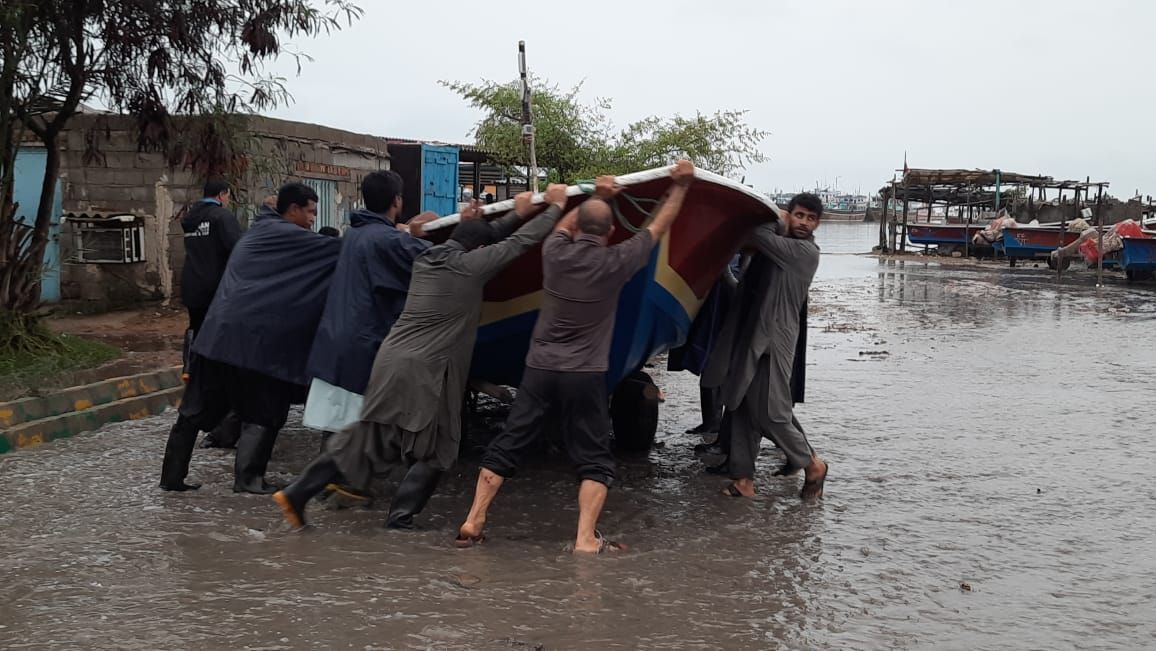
[702,193,829,500]
[272,184,570,530]
[158,182,342,494]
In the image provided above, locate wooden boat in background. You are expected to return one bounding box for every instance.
[777,203,865,222]
[423,166,778,449]
[1119,236,1156,280]
[905,223,983,247]
[1001,226,1083,261]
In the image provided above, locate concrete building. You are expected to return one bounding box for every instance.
[21,114,392,310]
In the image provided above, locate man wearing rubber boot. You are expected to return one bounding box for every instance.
[198,196,281,451]
[456,161,694,554]
[180,178,241,362]
[180,179,243,451]
[703,193,828,500]
[159,182,341,494]
[273,184,569,530]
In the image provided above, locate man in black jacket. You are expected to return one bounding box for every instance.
[181,179,241,333]
[180,179,243,449]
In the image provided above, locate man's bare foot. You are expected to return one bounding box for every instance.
[455,520,486,548]
[801,458,828,500]
[722,478,756,497]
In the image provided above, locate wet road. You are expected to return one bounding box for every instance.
[2,223,1155,649]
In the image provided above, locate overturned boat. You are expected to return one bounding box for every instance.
[423,166,779,449]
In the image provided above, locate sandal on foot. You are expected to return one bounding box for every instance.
[722,483,750,498]
[589,530,627,554]
[454,532,486,549]
[325,483,372,502]
[800,462,829,500]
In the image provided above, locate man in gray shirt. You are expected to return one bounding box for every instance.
[456,160,696,554]
[703,193,828,500]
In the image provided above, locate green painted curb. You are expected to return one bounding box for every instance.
[0,366,182,429]
[1,386,183,453]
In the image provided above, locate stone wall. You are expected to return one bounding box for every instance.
[57,114,391,310]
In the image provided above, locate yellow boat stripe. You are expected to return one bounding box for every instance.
[480,289,545,327]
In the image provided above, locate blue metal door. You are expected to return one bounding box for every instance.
[13,148,63,303]
[302,178,338,232]
[420,145,460,216]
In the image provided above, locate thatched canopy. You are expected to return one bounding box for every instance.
[879,168,1108,203]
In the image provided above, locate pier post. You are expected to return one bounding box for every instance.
[900,177,909,253]
[1095,184,1105,287]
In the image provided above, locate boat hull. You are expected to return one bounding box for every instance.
[429,168,778,389]
[1120,236,1156,271]
[905,224,982,247]
[1001,228,1082,259]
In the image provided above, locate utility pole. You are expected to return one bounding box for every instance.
[518,41,538,193]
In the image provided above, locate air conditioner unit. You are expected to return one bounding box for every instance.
[66,213,146,264]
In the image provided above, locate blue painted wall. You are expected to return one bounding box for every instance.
[13,148,63,303]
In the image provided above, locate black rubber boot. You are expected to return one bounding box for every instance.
[160,415,202,491]
[180,329,194,380]
[233,423,281,494]
[385,462,443,530]
[202,410,242,449]
[686,387,723,434]
[272,453,340,528]
[701,387,723,433]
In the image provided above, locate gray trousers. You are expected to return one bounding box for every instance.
[327,419,446,492]
[728,356,814,479]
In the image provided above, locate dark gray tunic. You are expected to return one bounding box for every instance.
[702,221,819,423]
[328,207,562,478]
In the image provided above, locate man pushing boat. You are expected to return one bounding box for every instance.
[456,160,696,554]
[702,192,829,500]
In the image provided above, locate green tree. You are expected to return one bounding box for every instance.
[442,77,768,183]
[0,0,361,353]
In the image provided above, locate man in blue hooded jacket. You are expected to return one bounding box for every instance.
[302,171,431,434]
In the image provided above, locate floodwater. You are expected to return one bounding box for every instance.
[3,222,1155,649]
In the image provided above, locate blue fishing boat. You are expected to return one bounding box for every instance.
[1119,236,1156,280]
[423,167,779,449]
[1001,227,1081,263]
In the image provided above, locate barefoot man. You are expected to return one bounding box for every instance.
[456,160,695,554]
[703,192,828,499]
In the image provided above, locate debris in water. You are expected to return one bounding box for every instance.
[858,350,890,357]
[455,574,482,588]
[960,582,973,592]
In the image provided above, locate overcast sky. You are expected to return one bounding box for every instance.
[265,0,1154,199]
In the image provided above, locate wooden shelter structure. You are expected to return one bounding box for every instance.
[877,167,1109,253]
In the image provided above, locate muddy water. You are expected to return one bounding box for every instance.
[2,222,1155,649]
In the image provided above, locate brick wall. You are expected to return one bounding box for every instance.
[57,113,391,310]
